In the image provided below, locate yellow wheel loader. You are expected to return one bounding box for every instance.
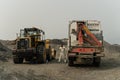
[12,27,51,64]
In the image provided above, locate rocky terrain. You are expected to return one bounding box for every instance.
[0,39,120,80]
[0,40,12,62]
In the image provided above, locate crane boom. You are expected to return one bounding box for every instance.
[78,23,102,47]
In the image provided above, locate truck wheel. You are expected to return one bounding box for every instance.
[36,44,46,63]
[93,57,101,67]
[68,60,74,66]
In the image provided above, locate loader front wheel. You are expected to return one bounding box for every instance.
[19,58,24,63]
[36,44,46,63]
[13,57,19,64]
[13,57,23,64]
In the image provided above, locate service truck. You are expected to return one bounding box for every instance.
[68,20,104,66]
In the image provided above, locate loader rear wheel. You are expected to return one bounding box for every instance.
[46,49,51,61]
[68,60,74,66]
[36,44,46,63]
[93,57,101,67]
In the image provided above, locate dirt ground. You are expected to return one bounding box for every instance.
[0,52,120,80]
[0,40,120,80]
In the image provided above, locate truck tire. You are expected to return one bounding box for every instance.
[93,57,101,67]
[68,60,74,66]
[36,44,46,63]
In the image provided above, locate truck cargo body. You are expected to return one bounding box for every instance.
[68,20,104,66]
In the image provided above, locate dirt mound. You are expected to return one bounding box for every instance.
[50,39,67,45]
[0,40,12,62]
[103,41,120,53]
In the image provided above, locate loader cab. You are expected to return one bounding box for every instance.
[17,27,45,49]
[24,27,45,48]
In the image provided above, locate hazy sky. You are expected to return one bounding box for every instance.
[0,0,120,44]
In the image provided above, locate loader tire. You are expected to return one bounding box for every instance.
[46,49,51,61]
[13,57,19,64]
[36,44,46,63]
[93,57,101,67]
[36,54,45,63]
[25,58,30,62]
[68,60,74,66]
[19,58,24,63]
[13,57,23,64]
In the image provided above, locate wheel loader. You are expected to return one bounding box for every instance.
[12,27,52,64]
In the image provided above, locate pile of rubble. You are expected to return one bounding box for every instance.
[0,41,12,62]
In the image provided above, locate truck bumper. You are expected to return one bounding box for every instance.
[68,52,105,58]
